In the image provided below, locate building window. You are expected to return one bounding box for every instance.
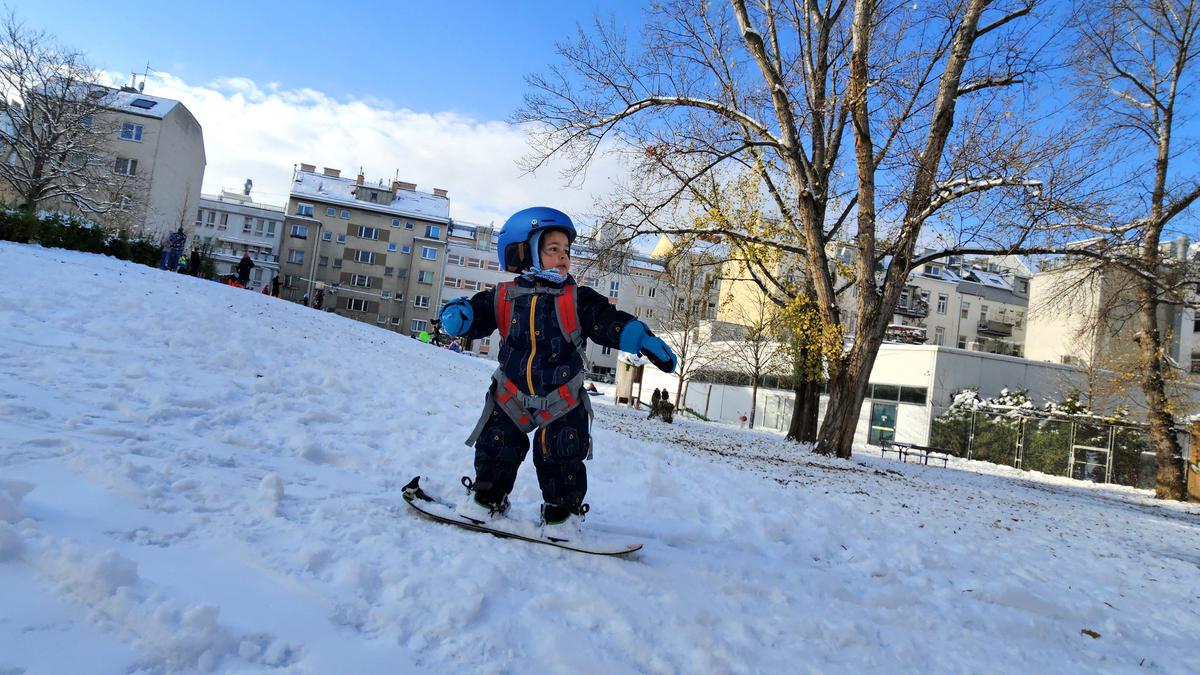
[960,301,970,319]
[391,218,401,228]
[601,346,612,356]
[937,294,948,314]
[609,281,619,298]
[381,290,391,299]
[290,224,308,239]
[414,295,430,308]
[980,305,989,321]
[388,243,398,252]
[267,221,277,235]
[336,234,347,244]
[113,157,137,175]
[348,298,368,312]
[377,315,388,324]
[934,326,945,345]
[195,209,203,226]
[421,246,437,261]
[1016,311,1025,328]
[394,293,405,303]
[287,249,304,264]
[444,276,460,288]
[447,253,462,265]
[418,270,434,284]
[463,279,480,291]
[358,226,379,240]
[402,244,412,254]
[1018,279,1029,294]
[322,231,332,241]
[332,259,343,268]
[297,203,314,217]
[119,123,143,141]
[351,274,372,288]
[326,207,336,217]
[129,98,157,110]
[340,210,350,219]
[411,319,428,332]
[318,255,329,267]
[384,266,394,276]
[425,225,440,239]
[957,336,967,349]
[405,221,414,230]
[243,218,253,233]
[486,261,500,271]
[355,250,376,265]
[647,287,656,298]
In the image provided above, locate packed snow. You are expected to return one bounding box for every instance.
[1,241,1198,674]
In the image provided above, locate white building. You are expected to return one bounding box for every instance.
[93,85,205,237]
[193,180,284,288]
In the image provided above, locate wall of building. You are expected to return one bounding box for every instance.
[142,106,205,237]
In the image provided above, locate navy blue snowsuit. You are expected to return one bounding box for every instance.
[458,275,634,511]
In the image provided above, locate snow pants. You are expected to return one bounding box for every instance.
[472,398,589,511]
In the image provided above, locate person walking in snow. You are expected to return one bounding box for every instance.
[438,206,677,540]
[271,275,281,298]
[188,248,202,277]
[167,226,187,271]
[659,390,674,423]
[237,251,255,287]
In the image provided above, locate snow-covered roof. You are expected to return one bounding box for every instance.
[290,169,449,223]
[97,87,180,120]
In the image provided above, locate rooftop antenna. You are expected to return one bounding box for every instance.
[139,63,154,93]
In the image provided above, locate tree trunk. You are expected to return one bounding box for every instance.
[749,377,759,429]
[1136,289,1186,499]
[786,348,821,443]
[817,317,886,458]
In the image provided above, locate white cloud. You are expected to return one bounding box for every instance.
[117,72,629,228]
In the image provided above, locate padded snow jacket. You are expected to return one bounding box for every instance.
[459,275,634,398]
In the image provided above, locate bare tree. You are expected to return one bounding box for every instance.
[518,0,1061,458]
[0,11,122,215]
[719,282,788,428]
[1067,0,1200,500]
[655,242,721,407]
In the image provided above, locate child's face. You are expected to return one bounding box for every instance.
[539,230,571,276]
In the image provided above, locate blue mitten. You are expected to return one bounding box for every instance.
[619,320,677,373]
[438,298,473,336]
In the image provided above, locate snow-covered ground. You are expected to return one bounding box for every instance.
[1,241,1198,674]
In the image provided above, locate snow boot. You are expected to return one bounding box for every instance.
[456,476,509,523]
[540,502,589,541]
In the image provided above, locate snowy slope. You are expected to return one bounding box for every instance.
[1,241,1198,675]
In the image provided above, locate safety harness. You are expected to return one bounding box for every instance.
[465,281,594,456]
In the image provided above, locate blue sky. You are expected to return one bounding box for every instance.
[14,0,645,121]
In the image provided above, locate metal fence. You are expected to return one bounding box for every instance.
[929,406,1161,489]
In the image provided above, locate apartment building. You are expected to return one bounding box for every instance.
[443,221,505,357]
[1026,237,1198,373]
[0,82,205,238]
[719,245,1031,356]
[276,165,450,334]
[193,180,284,288]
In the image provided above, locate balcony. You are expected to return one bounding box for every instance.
[977,319,1014,337]
[894,298,929,318]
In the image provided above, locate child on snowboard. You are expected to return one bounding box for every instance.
[437,206,677,540]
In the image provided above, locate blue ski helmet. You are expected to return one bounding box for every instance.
[496,206,577,273]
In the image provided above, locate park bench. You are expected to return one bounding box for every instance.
[879,440,952,467]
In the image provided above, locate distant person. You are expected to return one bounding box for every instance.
[188,248,202,277]
[660,390,674,424]
[237,251,255,287]
[449,339,462,353]
[158,231,172,270]
[167,226,187,271]
[262,283,270,295]
[649,388,662,419]
[271,275,281,298]
[313,288,324,310]
[302,293,310,307]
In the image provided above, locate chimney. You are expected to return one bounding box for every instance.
[300,163,316,172]
[1175,235,1189,261]
[138,80,145,93]
[394,181,417,192]
[356,168,364,186]
[433,188,448,198]
[322,167,341,178]
[243,178,253,196]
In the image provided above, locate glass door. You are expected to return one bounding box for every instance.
[869,402,897,445]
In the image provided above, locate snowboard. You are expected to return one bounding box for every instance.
[402,476,642,557]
